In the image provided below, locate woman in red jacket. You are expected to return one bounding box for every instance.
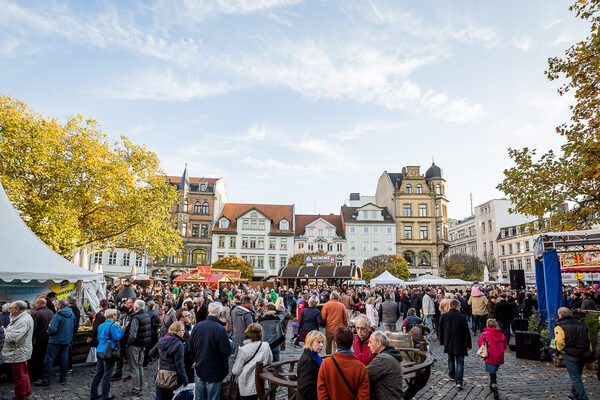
[477,319,507,400]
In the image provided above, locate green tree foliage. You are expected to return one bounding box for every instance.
[0,96,181,258]
[212,256,254,280]
[441,254,484,282]
[498,1,600,230]
[287,249,335,267]
[362,254,410,282]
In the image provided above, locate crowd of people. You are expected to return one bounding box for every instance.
[0,280,599,400]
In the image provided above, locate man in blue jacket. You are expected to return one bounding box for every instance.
[35,299,75,386]
[190,301,232,400]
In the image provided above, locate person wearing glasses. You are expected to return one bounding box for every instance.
[353,315,374,366]
[2,301,34,400]
[149,322,188,400]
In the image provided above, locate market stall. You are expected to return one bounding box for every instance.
[406,274,471,286]
[278,265,362,288]
[172,266,247,288]
[369,270,405,287]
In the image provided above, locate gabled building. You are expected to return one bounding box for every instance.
[294,214,346,265]
[148,166,228,279]
[341,203,396,268]
[212,203,295,279]
[375,163,450,277]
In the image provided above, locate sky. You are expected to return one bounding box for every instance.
[0,0,589,219]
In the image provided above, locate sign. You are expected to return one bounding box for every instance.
[304,255,335,264]
[48,281,76,300]
[560,250,600,268]
[560,272,600,284]
[574,273,584,280]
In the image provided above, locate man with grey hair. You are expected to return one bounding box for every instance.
[353,314,374,366]
[2,301,34,399]
[380,292,400,332]
[124,299,151,395]
[367,331,404,399]
[321,290,348,354]
[30,297,54,381]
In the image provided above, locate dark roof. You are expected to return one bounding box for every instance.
[387,172,404,188]
[295,214,344,238]
[425,163,442,181]
[278,265,361,279]
[340,205,395,224]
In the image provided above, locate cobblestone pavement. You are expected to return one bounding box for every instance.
[1,327,599,399]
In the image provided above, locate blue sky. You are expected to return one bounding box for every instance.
[0,0,588,219]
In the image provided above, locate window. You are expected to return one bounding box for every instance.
[280,256,287,268]
[406,184,412,194]
[308,229,314,236]
[517,259,523,270]
[181,223,188,237]
[242,220,249,229]
[251,212,257,217]
[516,243,521,253]
[250,237,256,248]
[502,261,507,272]
[525,241,530,251]
[419,226,428,239]
[362,211,368,220]
[371,211,377,219]
[500,245,505,255]
[192,224,200,238]
[416,184,422,194]
[418,251,431,266]
[350,259,356,267]
[318,243,323,251]
[404,251,415,266]
[219,218,229,229]
[200,183,206,192]
[122,252,130,266]
[257,257,264,269]
[217,236,224,248]
[279,220,289,230]
[488,220,492,231]
[509,260,514,270]
[269,256,276,269]
[350,227,355,233]
[258,238,265,249]
[201,224,209,238]
[327,243,333,252]
[350,241,356,250]
[194,201,202,214]
[337,243,343,252]
[435,184,441,194]
[174,250,188,264]
[327,229,334,237]
[298,242,304,250]
[363,241,370,251]
[508,244,513,254]
[373,241,379,251]
[387,227,392,234]
[526,258,532,271]
[363,227,369,234]
[372,226,379,234]
[251,220,257,230]
[403,204,411,217]
[419,204,427,217]
[387,241,393,251]
[318,229,323,236]
[192,249,206,264]
[199,201,208,215]
[242,237,249,248]
[308,243,314,251]
[183,200,188,212]
[229,237,236,248]
[269,239,276,249]
[135,255,143,267]
[404,226,412,239]
[471,244,477,252]
[481,222,486,233]
[280,239,287,250]
[436,204,440,216]
[259,220,265,230]
[249,256,256,267]
[489,241,494,255]
[92,252,103,265]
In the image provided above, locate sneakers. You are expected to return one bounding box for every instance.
[456,384,463,390]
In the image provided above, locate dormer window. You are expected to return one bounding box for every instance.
[251,212,257,217]
[200,183,206,192]
[279,219,289,230]
[219,218,229,229]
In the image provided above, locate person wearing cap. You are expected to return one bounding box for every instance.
[468,285,488,336]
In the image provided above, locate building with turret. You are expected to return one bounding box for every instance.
[375,163,449,277]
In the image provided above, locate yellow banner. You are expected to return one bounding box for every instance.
[48,281,76,300]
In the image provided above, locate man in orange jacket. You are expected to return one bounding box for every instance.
[320,291,349,354]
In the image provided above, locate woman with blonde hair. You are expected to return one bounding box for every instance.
[296,330,325,400]
[149,322,188,400]
[232,323,272,400]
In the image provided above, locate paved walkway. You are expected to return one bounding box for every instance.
[1,328,599,399]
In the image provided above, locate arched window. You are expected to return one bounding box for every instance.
[182,200,188,213]
[435,184,441,195]
[279,219,289,230]
[174,250,188,265]
[219,218,229,229]
[192,249,207,265]
[406,184,412,194]
[418,251,431,266]
[416,184,422,194]
[194,201,202,214]
[403,250,415,266]
[201,201,209,215]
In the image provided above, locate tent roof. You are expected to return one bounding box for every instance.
[406,275,471,286]
[0,182,101,283]
[369,270,405,287]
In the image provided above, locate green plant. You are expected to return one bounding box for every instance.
[584,313,599,350]
[528,308,540,332]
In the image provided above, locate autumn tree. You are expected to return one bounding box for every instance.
[287,249,335,267]
[441,254,484,282]
[498,1,600,230]
[212,256,254,280]
[361,254,410,282]
[0,96,181,258]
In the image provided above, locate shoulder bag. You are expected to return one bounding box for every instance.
[102,322,121,362]
[221,342,263,400]
[155,359,179,389]
[477,333,488,359]
[331,355,358,398]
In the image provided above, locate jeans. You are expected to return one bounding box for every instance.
[195,376,223,400]
[472,315,486,334]
[563,353,589,400]
[447,354,465,386]
[127,345,144,390]
[497,321,511,344]
[41,343,69,381]
[423,315,433,339]
[91,356,116,399]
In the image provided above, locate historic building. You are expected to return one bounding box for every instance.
[148,166,228,279]
[88,249,147,278]
[211,203,295,279]
[448,216,478,257]
[341,203,396,268]
[294,214,346,265]
[375,163,449,277]
[497,220,541,282]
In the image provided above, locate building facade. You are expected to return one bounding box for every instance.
[88,249,147,278]
[497,221,540,282]
[211,203,295,279]
[474,199,530,280]
[294,214,346,265]
[375,163,450,277]
[448,216,478,257]
[341,203,396,268]
[148,167,228,279]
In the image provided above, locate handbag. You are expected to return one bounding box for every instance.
[155,359,179,390]
[102,322,121,362]
[221,342,263,400]
[477,333,488,359]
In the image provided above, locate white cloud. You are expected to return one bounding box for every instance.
[513,36,533,52]
[548,32,577,47]
[232,122,269,141]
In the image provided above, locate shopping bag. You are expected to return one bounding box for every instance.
[86,347,97,363]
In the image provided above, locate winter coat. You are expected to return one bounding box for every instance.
[2,311,34,363]
[48,307,75,345]
[422,294,435,317]
[317,352,370,400]
[32,306,54,345]
[581,298,598,311]
[149,334,188,387]
[231,305,254,346]
[232,340,272,396]
[468,295,488,316]
[127,310,151,347]
[147,309,159,339]
[402,315,422,332]
[365,304,379,327]
[379,300,399,325]
[438,309,471,356]
[409,324,428,347]
[298,306,322,332]
[96,320,125,354]
[366,346,404,400]
[297,348,320,400]
[190,315,232,383]
[477,327,507,366]
[486,301,495,319]
[353,334,374,366]
[159,308,177,337]
[320,299,348,334]
[258,311,286,349]
[69,304,80,334]
[494,300,513,324]
[0,326,5,364]
[90,309,106,347]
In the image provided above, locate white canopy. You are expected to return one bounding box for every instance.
[369,270,406,288]
[406,274,471,286]
[0,181,101,283]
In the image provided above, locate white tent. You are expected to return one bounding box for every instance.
[0,181,104,308]
[369,270,406,288]
[406,274,471,286]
